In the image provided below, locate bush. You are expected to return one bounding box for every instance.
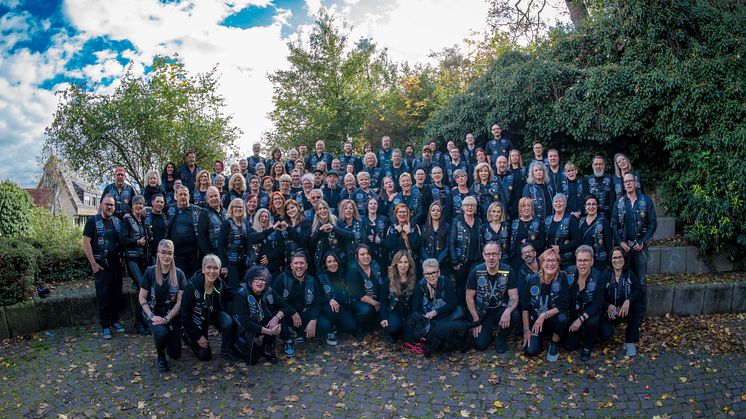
[425,0,746,257]
[0,181,34,238]
[26,207,88,283]
[0,237,37,305]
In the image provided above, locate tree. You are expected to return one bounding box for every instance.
[0,181,33,238]
[266,9,397,154]
[44,56,241,189]
[487,0,590,44]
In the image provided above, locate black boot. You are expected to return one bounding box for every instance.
[156,350,169,372]
[263,340,278,364]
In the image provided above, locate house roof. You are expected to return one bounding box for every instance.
[37,156,99,216]
[24,188,54,209]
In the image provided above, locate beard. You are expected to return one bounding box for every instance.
[523,256,535,264]
[593,169,604,177]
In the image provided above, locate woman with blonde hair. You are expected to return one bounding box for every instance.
[143,170,165,207]
[193,170,212,207]
[311,200,353,273]
[252,208,286,277]
[384,203,422,269]
[139,239,187,372]
[380,250,416,343]
[223,173,247,209]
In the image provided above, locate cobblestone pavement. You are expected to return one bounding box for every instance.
[1,321,745,418]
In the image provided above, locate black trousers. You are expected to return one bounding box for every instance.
[94,264,123,329]
[350,301,378,334]
[127,258,148,327]
[281,309,334,340]
[235,333,277,365]
[599,303,641,344]
[524,312,568,356]
[381,311,414,343]
[184,311,237,361]
[474,307,519,351]
[175,251,198,280]
[563,314,600,350]
[226,262,246,290]
[330,304,358,335]
[149,317,182,360]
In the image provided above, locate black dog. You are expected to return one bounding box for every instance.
[408,316,483,357]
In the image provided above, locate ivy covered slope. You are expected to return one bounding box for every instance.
[425,0,746,257]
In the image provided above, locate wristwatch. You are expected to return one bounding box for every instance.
[148,312,155,320]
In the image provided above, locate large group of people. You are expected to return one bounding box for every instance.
[82,127,657,372]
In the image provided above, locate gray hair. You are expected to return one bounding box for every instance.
[575,245,594,260]
[526,161,547,185]
[553,193,567,204]
[131,195,145,206]
[202,254,222,269]
[422,258,439,271]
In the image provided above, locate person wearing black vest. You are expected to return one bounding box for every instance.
[306,140,334,173]
[311,199,354,274]
[508,149,528,184]
[283,199,312,265]
[180,254,238,361]
[322,170,342,214]
[579,195,612,271]
[560,162,585,218]
[420,202,450,274]
[413,145,436,183]
[120,195,150,335]
[422,166,453,223]
[252,208,287,278]
[247,143,266,176]
[177,151,201,193]
[352,172,377,216]
[520,248,570,362]
[563,246,606,361]
[483,202,511,266]
[317,251,355,345]
[404,145,417,173]
[102,167,136,219]
[161,162,178,201]
[510,197,546,271]
[273,252,331,357]
[444,147,468,188]
[197,186,224,259]
[545,193,581,269]
[380,251,417,343]
[144,194,169,266]
[586,156,615,219]
[612,153,644,198]
[361,153,383,192]
[412,259,463,323]
[232,266,293,365]
[390,173,424,226]
[485,124,513,161]
[192,170,212,208]
[362,197,389,268]
[138,239,186,372]
[166,186,202,279]
[462,133,478,169]
[522,162,554,221]
[611,172,656,329]
[493,156,520,219]
[83,195,124,339]
[338,199,367,263]
[346,244,385,339]
[377,136,393,170]
[599,247,642,357]
[338,142,361,174]
[545,149,564,197]
[381,149,409,192]
[384,204,423,272]
[142,170,166,207]
[516,243,540,293]
[472,163,507,222]
[466,242,520,353]
[449,196,482,304]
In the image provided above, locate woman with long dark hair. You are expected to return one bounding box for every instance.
[380,250,416,343]
[599,247,642,357]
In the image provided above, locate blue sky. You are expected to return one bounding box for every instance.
[0,0,493,186]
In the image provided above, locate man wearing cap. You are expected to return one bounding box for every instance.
[322,170,342,216]
[414,145,436,183]
[102,168,137,219]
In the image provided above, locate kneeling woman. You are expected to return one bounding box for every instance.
[232,266,295,365]
[521,248,570,362]
[180,254,238,361]
[380,250,416,343]
[139,239,187,372]
[599,247,642,357]
[346,244,385,338]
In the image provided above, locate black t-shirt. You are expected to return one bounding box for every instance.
[141,266,186,316]
[170,208,196,254]
[83,215,120,266]
[466,264,517,309]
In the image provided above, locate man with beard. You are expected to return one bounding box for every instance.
[586,156,615,220]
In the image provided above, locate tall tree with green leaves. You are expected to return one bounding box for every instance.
[266,9,397,154]
[44,56,241,189]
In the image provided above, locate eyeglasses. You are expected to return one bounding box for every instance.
[543,259,559,264]
[253,277,267,282]
[424,271,439,277]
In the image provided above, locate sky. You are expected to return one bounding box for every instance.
[0,0,495,187]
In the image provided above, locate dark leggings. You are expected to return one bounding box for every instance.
[226,262,247,290]
[350,301,378,334]
[599,303,641,344]
[184,311,237,361]
[382,311,415,343]
[524,313,568,356]
[474,307,520,351]
[563,314,600,350]
[235,332,277,365]
[149,318,182,359]
[127,259,148,327]
[330,304,358,335]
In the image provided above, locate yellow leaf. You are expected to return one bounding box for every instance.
[493,401,505,408]
[742,394,746,401]
[137,401,146,409]
[285,395,300,402]
[679,377,687,383]
[460,410,470,417]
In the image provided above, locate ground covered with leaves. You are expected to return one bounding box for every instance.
[1,314,745,417]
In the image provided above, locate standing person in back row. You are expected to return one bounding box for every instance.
[83,195,125,340]
[102,168,136,219]
[167,186,202,279]
[586,156,615,220]
[611,173,656,323]
[178,151,201,192]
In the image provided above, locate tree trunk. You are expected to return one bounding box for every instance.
[565,0,589,27]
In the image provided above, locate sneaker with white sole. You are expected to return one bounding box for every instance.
[112,322,126,333]
[624,342,637,357]
[326,332,338,346]
[102,328,112,340]
[284,341,296,358]
[547,342,559,362]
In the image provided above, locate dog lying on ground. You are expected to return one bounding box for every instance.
[408,316,483,357]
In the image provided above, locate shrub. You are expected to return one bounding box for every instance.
[26,207,88,283]
[0,181,34,238]
[0,237,37,305]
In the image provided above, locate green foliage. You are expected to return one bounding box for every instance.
[26,207,88,283]
[0,181,33,238]
[0,237,37,305]
[425,0,746,256]
[44,56,242,189]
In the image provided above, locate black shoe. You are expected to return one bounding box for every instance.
[157,353,169,373]
[495,334,508,354]
[263,344,279,364]
[580,347,592,361]
[36,286,50,298]
[353,330,365,341]
[221,350,241,363]
[134,323,150,336]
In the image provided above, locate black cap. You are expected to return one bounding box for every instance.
[327,170,338,177]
